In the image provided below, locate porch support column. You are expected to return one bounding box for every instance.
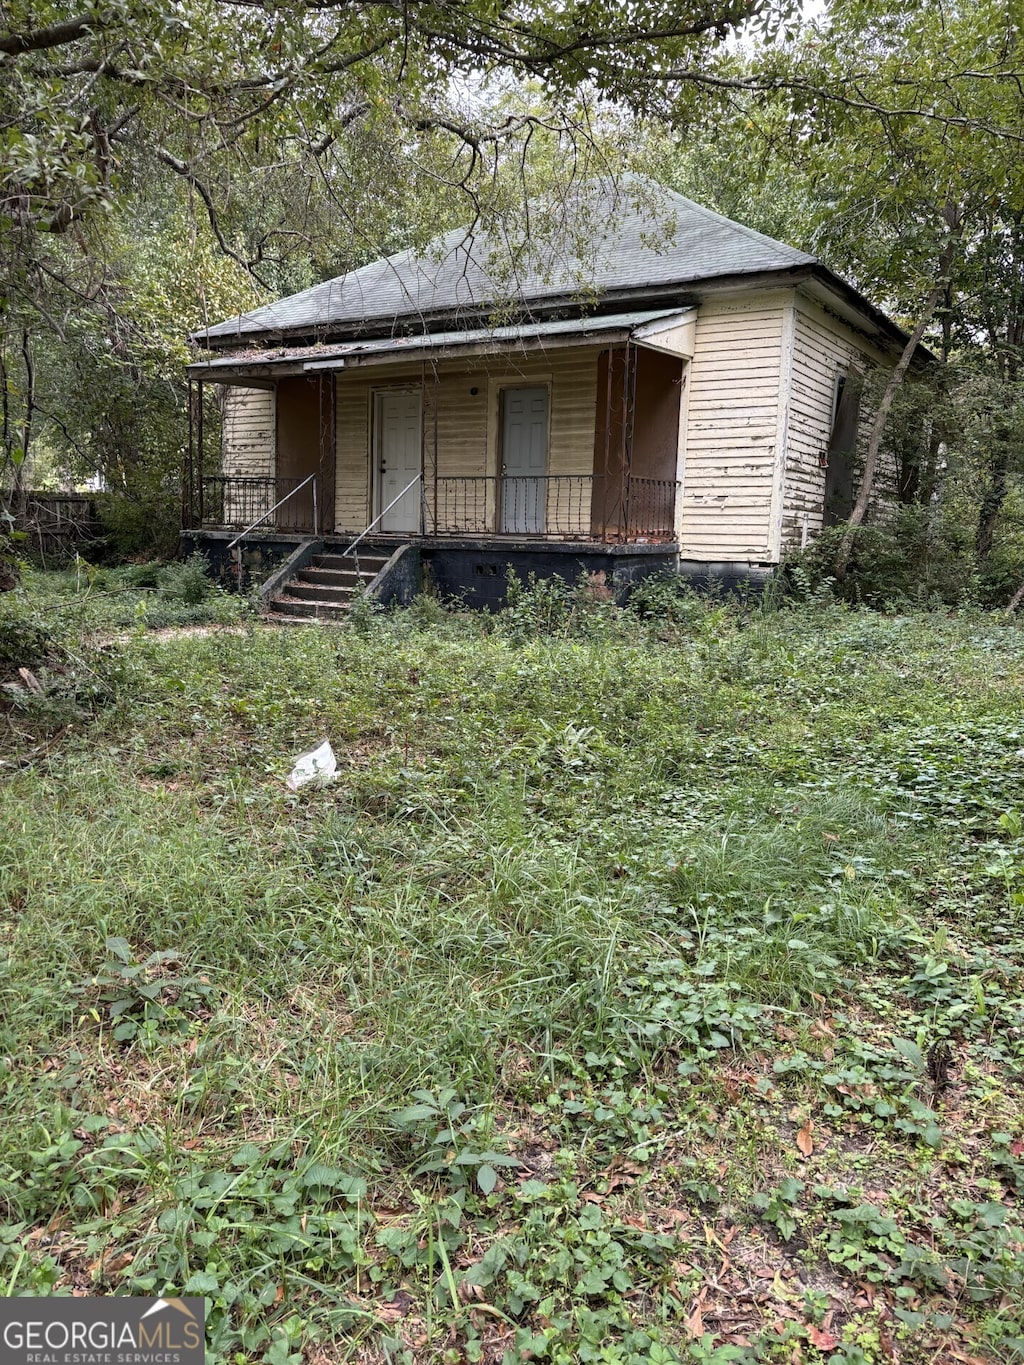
[196,378,205,525]
[432,359,439,535]
[618,342,636,542]
[184,377,195,529]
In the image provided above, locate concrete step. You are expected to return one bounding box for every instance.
[287,581,357,604]
[270,595,351,619]
[315,553,389,573]
[299,566,373,588]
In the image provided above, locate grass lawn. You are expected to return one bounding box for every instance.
[1,570,1023,1364]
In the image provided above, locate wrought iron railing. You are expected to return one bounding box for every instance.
[433,475,593,536]
[191,474,679,541]
[432,474,678,539]
[624,478,679,540]
[433,477,493,534]
[199,477,315,532]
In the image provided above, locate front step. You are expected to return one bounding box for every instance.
[315,553,389,573]
[271,595,352,619]
[268,547,394,620]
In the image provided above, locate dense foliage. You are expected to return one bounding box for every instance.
[1,583,1023,1361]
[0,0,795,552]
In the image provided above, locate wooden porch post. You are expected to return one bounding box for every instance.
[184,377,194,529]
[196,379,205,524]
[621,343,637,541]
[432,359,439,535]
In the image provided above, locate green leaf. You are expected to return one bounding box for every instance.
[893,1038,925,1070]
[391,1103,438,1125]
[476,1164,497,1195]
[105,936,132,963]
[184,1269,219,1293]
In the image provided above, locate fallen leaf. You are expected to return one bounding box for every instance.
[796,1121,814,1157]
[807,1324,838,1351]
[683,1300,704,1339]
[88,1251,131,1278]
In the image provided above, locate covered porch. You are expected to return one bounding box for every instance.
[191,470,680,541]
[183,309,694,547]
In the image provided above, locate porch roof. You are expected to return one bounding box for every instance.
[186,307,692,381]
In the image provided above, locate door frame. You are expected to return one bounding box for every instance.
[371,386,423,526]
[275,375,334,533]
[488,375,552,533]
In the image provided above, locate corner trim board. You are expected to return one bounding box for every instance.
[767,301,796,561]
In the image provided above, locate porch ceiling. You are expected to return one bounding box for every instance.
[185,308,691,381]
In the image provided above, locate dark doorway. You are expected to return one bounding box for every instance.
[823,371,862,526]
[276,376,335,532]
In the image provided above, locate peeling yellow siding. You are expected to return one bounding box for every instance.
[222,387,274,478]
[679,296,787,560]
[333,349,599,533]
[782,296,887,550]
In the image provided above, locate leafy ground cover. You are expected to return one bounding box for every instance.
[1,573,1023,1364]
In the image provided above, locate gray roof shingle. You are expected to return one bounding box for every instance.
[194,178,817,345]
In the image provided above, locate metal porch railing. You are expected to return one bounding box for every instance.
[623,478,679,540]
[198,476,317,534]
[431,474,679,539]
[189,473,680,542]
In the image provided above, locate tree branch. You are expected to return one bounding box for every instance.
[0,13,97,56]
[155,147,270,286]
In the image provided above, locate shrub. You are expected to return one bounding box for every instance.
[158,552,212,605]
[496,568,620,642]
[786,509,979,608]
[0,589,57,668]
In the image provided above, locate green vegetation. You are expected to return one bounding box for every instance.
[1,577,1023,1363]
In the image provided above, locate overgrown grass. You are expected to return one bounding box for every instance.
[1,573,1023,1364]
[4,556,251,643]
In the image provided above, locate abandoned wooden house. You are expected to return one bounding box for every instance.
[182,178,918,615]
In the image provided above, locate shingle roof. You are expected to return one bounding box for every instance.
[194,177,817,346]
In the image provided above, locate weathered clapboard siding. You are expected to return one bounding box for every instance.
[678,294,787,559]
[781,296,886,550]
[333,349,599,532]
[222,387,275,478]
[335,374,377,532]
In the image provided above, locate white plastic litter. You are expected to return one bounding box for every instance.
[286,739,338,790]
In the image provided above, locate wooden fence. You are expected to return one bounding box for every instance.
[2,492,101,562]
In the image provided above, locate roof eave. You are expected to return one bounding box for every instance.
[806,264,936,368]
[188,262,934,370]
[188,267,817,352]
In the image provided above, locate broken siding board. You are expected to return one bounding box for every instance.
[679,296,786,560]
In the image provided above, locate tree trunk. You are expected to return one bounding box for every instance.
[976,442,1010,563]
[14,329,34,525]
[834,210,963,580]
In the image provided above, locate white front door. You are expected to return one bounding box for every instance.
[376,391,421,533]
[501,387,549,533]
